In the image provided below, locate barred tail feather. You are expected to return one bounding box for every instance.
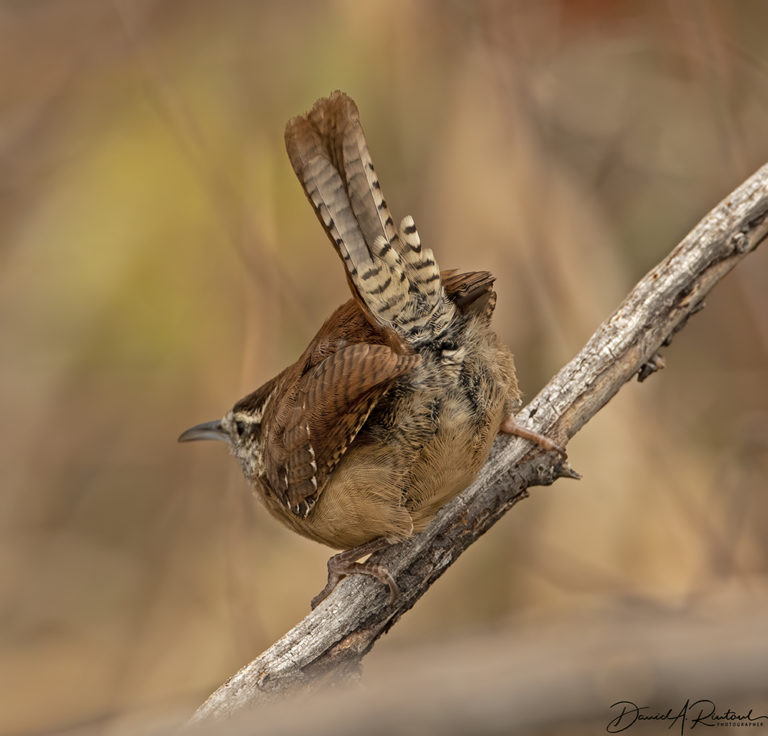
[342,117,399,248]
[285,91,455,344]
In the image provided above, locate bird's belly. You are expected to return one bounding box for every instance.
[293,391,506,550]
[279,325,517,550]
[405,393,506,531]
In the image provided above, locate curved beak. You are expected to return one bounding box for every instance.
[178,419,229,443]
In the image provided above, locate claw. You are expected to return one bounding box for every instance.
[311,538,396,609]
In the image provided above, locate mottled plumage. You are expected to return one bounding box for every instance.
[179,92,561,605]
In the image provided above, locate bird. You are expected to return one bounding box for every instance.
[179,91,564,608]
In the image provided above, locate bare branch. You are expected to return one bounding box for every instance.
[190,163,768,724]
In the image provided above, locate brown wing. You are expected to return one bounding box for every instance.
[264,343,420,518]
[442,270,497,320]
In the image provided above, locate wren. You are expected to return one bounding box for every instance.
[179,92,563,608]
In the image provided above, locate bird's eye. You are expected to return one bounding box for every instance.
[234,420,246,437]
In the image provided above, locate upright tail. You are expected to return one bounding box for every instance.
[284,91,455,345]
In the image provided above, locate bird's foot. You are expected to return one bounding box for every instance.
[500,414,567,456]
[311,538,398,609]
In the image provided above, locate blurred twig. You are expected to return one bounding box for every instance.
[190,163,768,724]
[185,586,768,736]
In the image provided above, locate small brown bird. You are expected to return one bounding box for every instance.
[179,92,562,607]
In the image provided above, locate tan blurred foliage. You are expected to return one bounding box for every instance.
[1,0,767,733]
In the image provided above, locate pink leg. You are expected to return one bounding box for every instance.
[311,537,398,609]
[500,415,566,456]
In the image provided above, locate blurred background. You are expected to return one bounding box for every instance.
[2,1,767,734]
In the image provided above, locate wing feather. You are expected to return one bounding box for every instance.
[265,343,420,516]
